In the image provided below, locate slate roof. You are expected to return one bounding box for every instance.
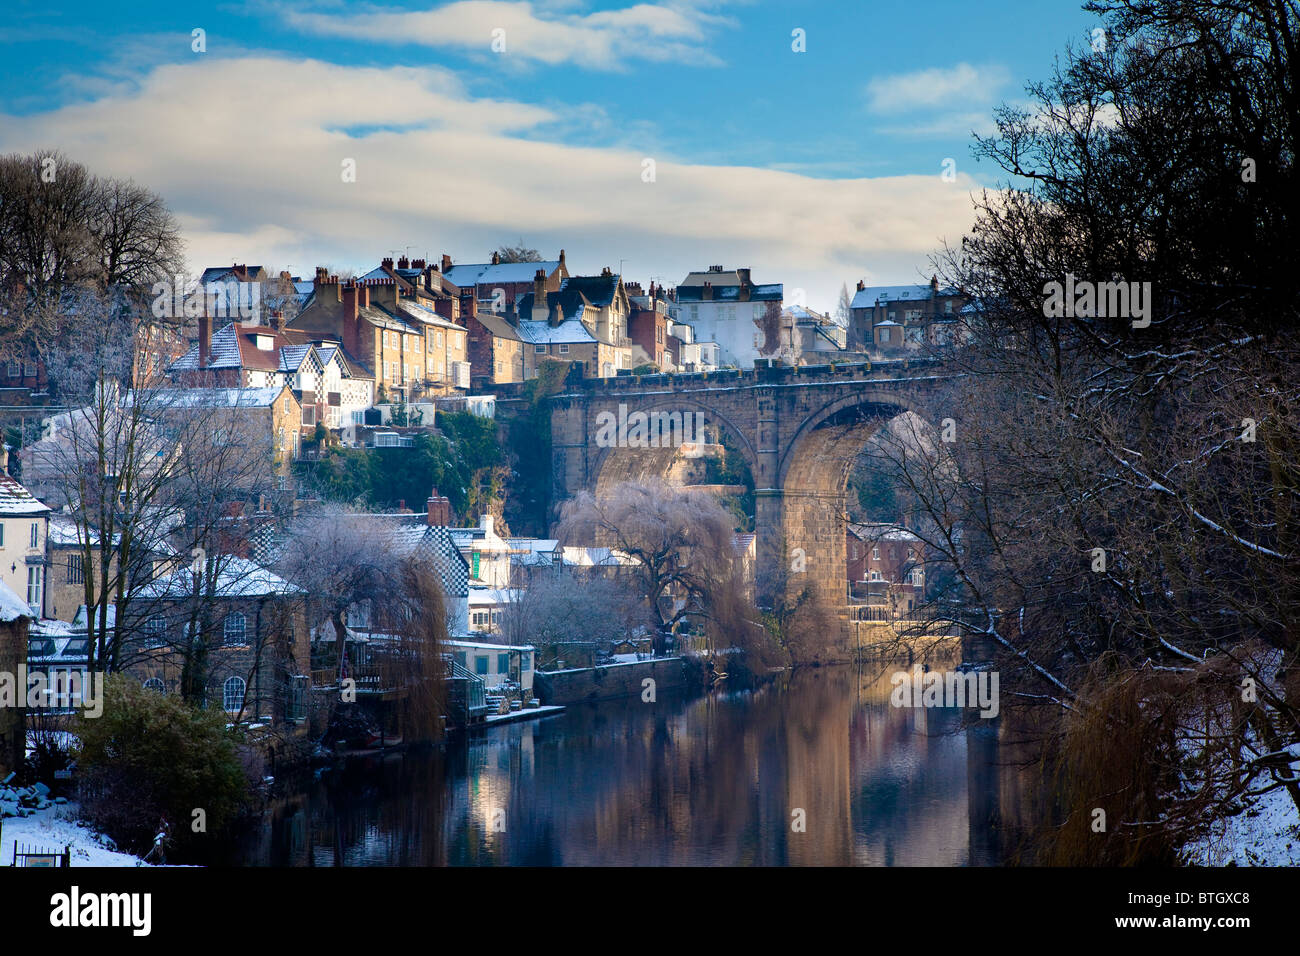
[469,311,522,341]
[128,387,288,408]
[444,260,560,288]
[398,300,465,332]
[561,274,620,308]
[517,316,597,345]
[200,266,265,284]
[169,322,305,374]
[676,283,782,303]
[850,283,962,310]
[0,475,51,515]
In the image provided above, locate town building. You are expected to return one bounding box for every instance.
[442,250,569,314]
[848,276,966,354]
[847,522,926,618]
[0,579,31,778]
[674,266,785,367]
[0,473,50,616]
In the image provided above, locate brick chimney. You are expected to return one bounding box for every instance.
[382,257,394,270]
[558,249,566,271]
[532,269,549,322]
[441,253,453,273]
[271,309,285,332]
[412,258,426,271]
[398,256,410,270]
[426,488,451,526]
[460,290,476,319]
[198,313,212,368]
[341,282,361,357]
[856,279,865,292]
[931,274,940,293]
[491,251,501,265]
[702,281,713,301]
[315,266,329,288]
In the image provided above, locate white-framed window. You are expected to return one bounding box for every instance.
[223,612,247,646]
[880,327,891,343]
[870,570,883,581]
[872,547,880,560]
[26,566,42,608]
[30,523,38,548]
[223,676,246,712]
[283,397,290,413]
[6,361,18,377]
[559,344,569,354]
[535,344,546,354]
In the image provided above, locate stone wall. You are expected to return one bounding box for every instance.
[534,657,688,705]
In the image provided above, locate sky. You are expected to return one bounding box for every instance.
[1,0,1096,311]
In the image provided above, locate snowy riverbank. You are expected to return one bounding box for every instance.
[1,802,156,867]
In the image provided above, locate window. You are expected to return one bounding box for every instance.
[0,523,5,546]
[497,653,509,673]
[880,327,891,343]
[535,344,546,354]
[30,523,38,548]
[26,566,41,608]
[287,675,308,721]
[144,617,167,647]
[222,676,246,712]
[872,547,880,561]
[474,656,489,676]
[143,678,164,694]
[559,344,569,354]
[520,653,531,672]
[5,361,18,377]
[67,554,85,585]
[283,397,290,413]
[454,651,467,668]
[223,612,247,646]
[427,336,435,353]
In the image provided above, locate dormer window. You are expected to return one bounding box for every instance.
[255,335,275,351]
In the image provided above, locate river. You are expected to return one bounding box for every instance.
[232,663,1042,866]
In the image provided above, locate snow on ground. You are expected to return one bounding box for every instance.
[1,802,154,867]
[1184,779,1300,866]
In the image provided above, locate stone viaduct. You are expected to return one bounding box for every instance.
[524,358,953,653]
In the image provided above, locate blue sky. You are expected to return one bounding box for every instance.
[1,0,1096,310]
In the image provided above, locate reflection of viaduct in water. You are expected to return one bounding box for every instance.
[540,360,950,655]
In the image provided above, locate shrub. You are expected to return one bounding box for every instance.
[76,675,249,857]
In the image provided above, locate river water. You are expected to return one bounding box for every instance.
[233,664,1040,866]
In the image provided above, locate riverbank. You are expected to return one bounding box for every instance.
[1,801,158,866]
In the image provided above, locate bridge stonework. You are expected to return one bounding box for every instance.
[543,360,942,661]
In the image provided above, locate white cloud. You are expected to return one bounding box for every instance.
[866,62,1010,114]
[280,0,729,69]
[0,55,978,311]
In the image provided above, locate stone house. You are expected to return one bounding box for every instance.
[442,250,569,314]
[848,276,966,354]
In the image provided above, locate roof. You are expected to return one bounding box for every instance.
[676,283,782,303]
[560,274,620,308]
[0,578,31,621]
[444,260,560,288]
[137,555,303,600]
[397,300,464,332]
[169,322,304,374]
[847,521,921,543]
[0,475,51,516]
[517,316,597,345]
[469,311,522,341]
[850,283,962,310]
[128,387,289,409]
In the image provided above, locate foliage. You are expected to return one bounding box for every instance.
[504,358,569,534]
[494,239,543,263]
[76,675,248,857]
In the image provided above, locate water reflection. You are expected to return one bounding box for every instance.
[236,664,1033,866]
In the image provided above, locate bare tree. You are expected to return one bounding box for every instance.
[498,568,652,665]
[494,240,543,264]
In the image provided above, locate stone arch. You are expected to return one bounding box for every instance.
[760,389,924,657]
[589,396,758,499]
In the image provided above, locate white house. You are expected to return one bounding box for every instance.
[444,638,535,694]
[0,474,51,614]
[674,266,785,367]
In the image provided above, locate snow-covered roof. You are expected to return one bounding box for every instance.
[445,638,534,652]
[128,387,288,409]
[561,546,637,567]
[517,316,597,345]
[848,521,921,543]
[0,578,32,621]
[137,555,303,599]
[398,300,464,331]
[468,587,520,606]
[0,475,51,516]
[850,283,962,310]
[444,261,560,288]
